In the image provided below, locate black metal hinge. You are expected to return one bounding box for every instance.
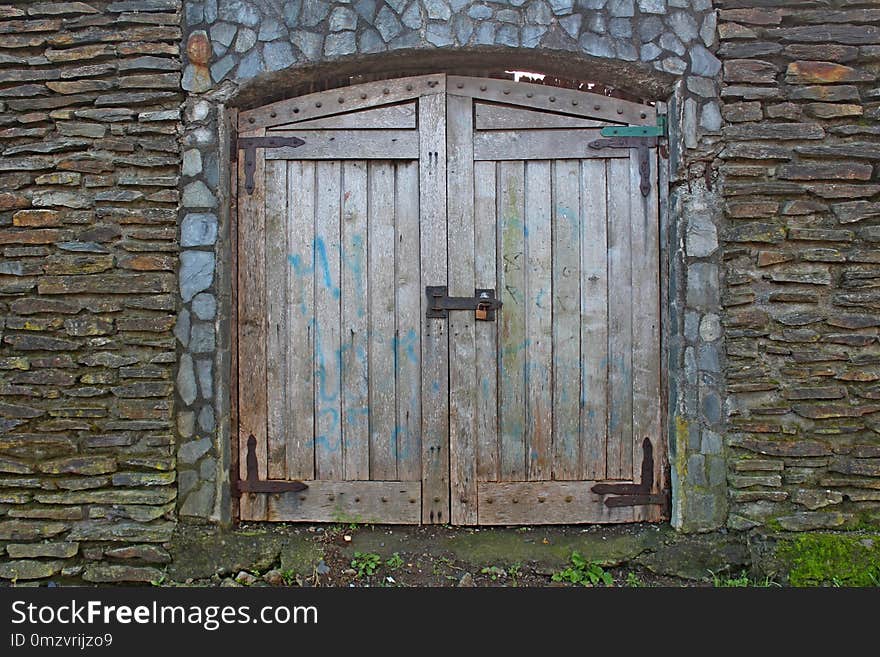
[588,136,658,197]
[233,136,306,195]
[234,434,308,496]
[592,437,668,510]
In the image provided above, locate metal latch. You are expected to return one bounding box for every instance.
[234,434,309,496]
[426,286,502,322]
[235,136,306,195]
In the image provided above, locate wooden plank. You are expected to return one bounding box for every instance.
[551,160,582,481]
[340,160,369,481]
[264,160,288,479]
[265,481,422,524]
[447,93,477,524]
[474,129,627,161]
[474,160,499,483]
[240,74,446,130]
[629,148,662,520]
[419,92,449,523]
[368,161,397,480]
[228,106,241,522]
[498,160,526,482]
[477,481,636,525]
[269,102,416,131]
[265,130,418,160]
[314,160,343,481]
[580,160,608,481]
[286,161,315,481]
[475,103,609,130]
[606,157,633,480]
[395,160,422,482]
[524,160,552,481]
[448,76,655,126]
[237,127,267,521]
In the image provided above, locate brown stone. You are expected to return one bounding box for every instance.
[0,520,68,540]
[756,251,792,267]
[805,103,863,118]
[0,193,31,210]
[186,30,210,65]
[786,60,876,84]
[807,184,880,199]
[6,542,79,559]
[724,59,778,83]
[722,101,763,123]
[765,102,801,120]
[44,255,115,275]
[729,437,832,457]
[719,8,783,25]
[784,43,859,63]
[38,273,174,295]
[785,387,847,400]
[794,404,880,419]
[788,228,854,242]
[778,162,873,181]
[726,223,786,244]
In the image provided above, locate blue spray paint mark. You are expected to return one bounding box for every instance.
[314,236,340,299]
[315,408,340,452]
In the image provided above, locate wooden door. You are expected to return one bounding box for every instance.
[235,74,665,525]
[444,77,665,525]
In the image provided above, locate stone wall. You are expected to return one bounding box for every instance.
[718,1,880,531]
[0,0,181,582]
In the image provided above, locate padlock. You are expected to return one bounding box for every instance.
[476,302,489,321]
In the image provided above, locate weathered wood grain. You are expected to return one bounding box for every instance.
[477,481,637,524]
[474,129,627,161]
[475,103,610,130]
[270,102,416,131]
[265,130,418,160]
[266,481,422,523]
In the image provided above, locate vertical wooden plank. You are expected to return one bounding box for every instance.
[525,160,552,481]
[314,160,343,481]
[630,148,662,518]
[265,160,288,479]
[580,160,608,481]
[237,127,267,520]
[368,161,397,480]
[606,157,633,480]
[474,160,498,483]
[395,160,422,482]
[498,160,526,482]
[341,161,369,480]
[287,161,316,481]
[420,91,449,522]
[228,107,240,521]
[447,94,477,523]
[551,160,581,480]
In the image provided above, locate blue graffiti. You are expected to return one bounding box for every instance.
[314,236,340,299]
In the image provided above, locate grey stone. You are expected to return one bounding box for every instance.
[468,3,492,19]
[386,0,407,11]
[700,102,722,132]
[204,152,219,189]
[182,181,217,209]
[637,0,664,13]
[301,0,329,27]
[178,411,195,439]
[639,16,664,42]
[182,64,209,92]
[291,31,323,60]
[609,18,631,38]
[698,344,720,372]
[180,251,215,302]
[264,41,296,71]
[178,437,212,465]
[358,27,386,52]
[354,0,377,21]
[660,32,685,56]
[686,262,717,307]
[686,213,717,257]
[496,24,519,47]
[668,11,698,43]
[453,14,474,43]
[200,456,217,481]
[389,30,421,49]
[474,21,497,44]
[198,405,215,432]
[219,0,260,26]
[577,0,607,7]
[209,54,236,82]
[180,483,215,518]
[699,313,722,342]
[210,22,237,47]
[174,308,191,348]
[178,469,199,500]
[701,430,722,456]
[190,322,215,354]
[701,390,721,424]
[526,1,553,25]
[236,49,263,80]
[587,13,605,34]
[325,31,357,56]
[684,310,699,342]
[700,11,716,48]
[686,76,715,98]
[427,22,454,47]
[608,0,633,17]
[579,33,614,58]
[559,14,581,38]
[640,42,662,62]
[177,354,197,406]
[182,149,202,178]
[522,25,547,48]
[283,0,302,26]
[329,6,358,31]
[496,8,519,23]
[706,456,726,487]
[690,45,721,77]
[449,0,469,9]
[614,39,638,61]
[234,27,257,53]
[425,0,452,20]
[402,2,422,28]
[258,19,286,41]
[662,56,687,74]
[684,346,696,383]
[683,96,698,148]
[376,6,402,42]
[196,358,213,399]
[548,0,574,15]
[182,213,218,247]
[692,0,711,11]
[687,454,707,486]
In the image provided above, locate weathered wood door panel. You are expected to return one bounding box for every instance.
[236,74,664,525]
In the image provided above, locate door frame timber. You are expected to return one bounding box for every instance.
[229,73,669,525]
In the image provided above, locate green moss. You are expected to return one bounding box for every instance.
[777,533,880,587]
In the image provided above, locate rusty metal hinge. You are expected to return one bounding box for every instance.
[234,434,308,496]
[426,286,502,321]
[234,136,306,195]
[588,136,658,197]
[592,437,668,509]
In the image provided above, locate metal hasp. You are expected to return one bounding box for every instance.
[235,434,309,496]
[591,437,668,510]
[426,286,502,322]
[235,136,306,195]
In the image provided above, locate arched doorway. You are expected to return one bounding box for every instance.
[232,74,666,525]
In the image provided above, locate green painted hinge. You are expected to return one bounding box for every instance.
[600,114,666,138]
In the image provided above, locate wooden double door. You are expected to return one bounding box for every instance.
[235,74,665,524]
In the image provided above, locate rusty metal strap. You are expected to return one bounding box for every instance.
[236,136,306,195]
[587,136,658,197]
[234,434,308,496]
